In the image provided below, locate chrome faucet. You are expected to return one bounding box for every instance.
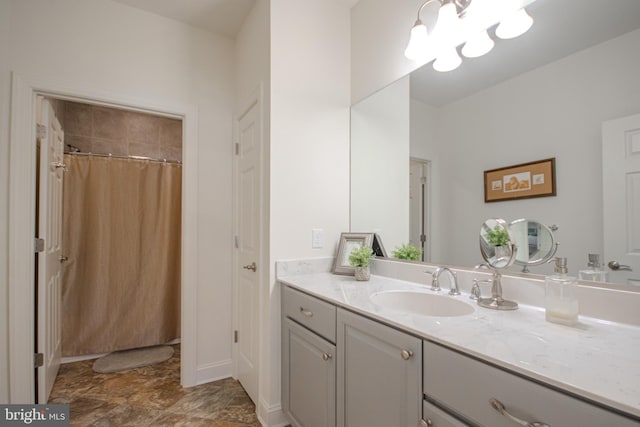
[431,267,460,296]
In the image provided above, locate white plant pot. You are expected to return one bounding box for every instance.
[354,266,370,281]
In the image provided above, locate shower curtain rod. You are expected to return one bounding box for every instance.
[64,151,182,165]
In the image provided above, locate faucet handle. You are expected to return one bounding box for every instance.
[470,278,491,300]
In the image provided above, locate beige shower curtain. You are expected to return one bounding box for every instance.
[61,154,181,356]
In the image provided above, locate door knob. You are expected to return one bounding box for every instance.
[243,262,257,272]
[608,261,632,271]
[59,255,69,263]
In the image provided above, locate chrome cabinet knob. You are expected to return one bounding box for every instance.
[322,353,332,361]
[300,307,314,317]
[400,350,414,360]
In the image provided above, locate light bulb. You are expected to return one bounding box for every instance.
[496,7,533,39]
[434,2,460,41]
[433,47,462,72]
[404,21,429,60]
[462,29,495,58]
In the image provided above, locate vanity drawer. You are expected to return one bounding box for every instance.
[423,400,469,427]
[423,340,639,427]
[284,286,336,343]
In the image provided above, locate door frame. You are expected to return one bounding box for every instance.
[231,85,265,402]
[7,72,199,402]
[409,157,431,262]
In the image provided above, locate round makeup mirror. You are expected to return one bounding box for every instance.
[479,218,517,270]
[478,218,518,310]
[509,219,559,272]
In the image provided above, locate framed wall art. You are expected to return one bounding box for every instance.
[484,158,556,203]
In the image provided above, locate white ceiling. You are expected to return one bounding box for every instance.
[112,0,361,38]
[410,0,640,106]
[111,0,256,38]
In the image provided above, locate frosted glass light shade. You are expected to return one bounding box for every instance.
[434,2,460,40]
[433,47,462,72]
[462,29,495,58]
[496,7,533,39]
[405,21,429,60]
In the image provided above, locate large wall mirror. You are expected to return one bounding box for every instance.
[351,0,640,288]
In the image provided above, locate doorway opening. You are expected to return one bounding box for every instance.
[35,95,184,403]
[409,158,430,262]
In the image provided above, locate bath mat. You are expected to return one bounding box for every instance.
[92,345,174,373]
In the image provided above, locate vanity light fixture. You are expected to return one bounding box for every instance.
[495,7,533,39]
[405,0,534,72]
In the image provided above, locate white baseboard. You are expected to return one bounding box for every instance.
[195,359,233,385]
[257,397,288,427]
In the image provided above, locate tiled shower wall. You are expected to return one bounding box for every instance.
[63,101,183,162]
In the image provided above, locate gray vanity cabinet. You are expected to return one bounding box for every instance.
[282,286,337,427]
[423,340,640,427]
[283,318,336,427]
[337,308,422,427]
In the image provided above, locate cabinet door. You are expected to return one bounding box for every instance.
[283,318,336,427]
[337,308,422,427]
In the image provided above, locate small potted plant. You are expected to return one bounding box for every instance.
[485,225,510,246]
[485,225,511,259]
[348,245,374,281]
[391,243,422,261]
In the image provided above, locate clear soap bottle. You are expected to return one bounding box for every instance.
[545,257,579,326]
[578,253,608,282]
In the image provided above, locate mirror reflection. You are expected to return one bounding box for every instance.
[509,218,558,272]
[480,219,516,270]
[350,0,640,287]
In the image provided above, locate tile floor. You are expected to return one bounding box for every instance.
[48,345,261,426]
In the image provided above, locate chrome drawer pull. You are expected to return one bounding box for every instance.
[322,352,332,361]
[400,350,414,360]
[300,307,314,317]
[490,399,550,427]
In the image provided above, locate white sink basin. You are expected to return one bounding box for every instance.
[370,290,475,317]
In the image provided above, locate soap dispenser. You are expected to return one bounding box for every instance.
[578,253,608,282]
[545,257,579,326]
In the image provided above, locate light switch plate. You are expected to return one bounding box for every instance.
[312,228,324,249]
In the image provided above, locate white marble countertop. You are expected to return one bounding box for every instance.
[278,269,640,419]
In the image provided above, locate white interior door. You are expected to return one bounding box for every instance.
[36,97,64,403]
[235,101,260,403]
[603,113,640,286]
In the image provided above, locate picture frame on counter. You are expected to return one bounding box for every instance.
[333,232,386,275]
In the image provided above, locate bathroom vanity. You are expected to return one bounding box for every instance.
[279,259,640,427]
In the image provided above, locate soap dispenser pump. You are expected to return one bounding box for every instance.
[545,257,579,326]
[578,253,608,282]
